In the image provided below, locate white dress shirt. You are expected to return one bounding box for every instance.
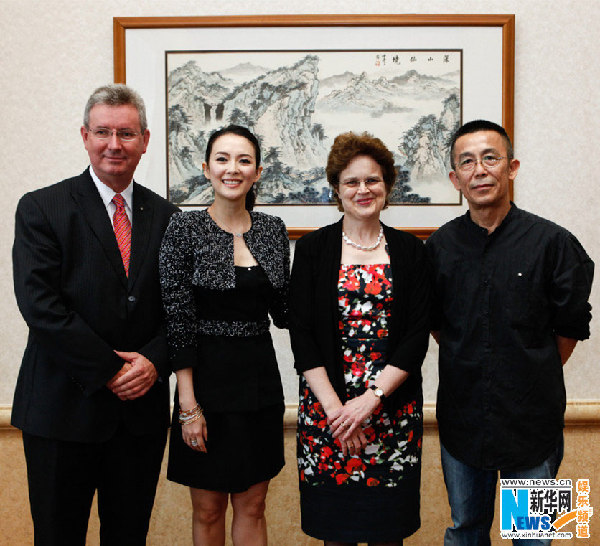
[89,166,134,226]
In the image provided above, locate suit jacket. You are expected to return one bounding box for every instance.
[12,169,178,442]
[289,219,432,411]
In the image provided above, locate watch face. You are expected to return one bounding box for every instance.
[371,385,384,398]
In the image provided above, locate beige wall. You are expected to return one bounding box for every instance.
[1,0,599,543]
[0,0,598,405]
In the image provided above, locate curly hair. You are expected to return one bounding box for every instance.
[326,132,396,211]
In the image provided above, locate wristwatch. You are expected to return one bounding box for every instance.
[369,384,385,400]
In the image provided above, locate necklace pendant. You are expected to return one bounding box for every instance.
[208,207,248,238]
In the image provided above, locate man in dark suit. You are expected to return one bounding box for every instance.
[12,84,178,545]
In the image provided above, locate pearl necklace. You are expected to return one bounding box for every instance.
[342,225,384,251]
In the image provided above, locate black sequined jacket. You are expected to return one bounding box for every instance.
[159,209,289,374]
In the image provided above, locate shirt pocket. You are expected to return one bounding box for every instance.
[505,265,550,346]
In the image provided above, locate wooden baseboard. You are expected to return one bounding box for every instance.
[3,400,600,431]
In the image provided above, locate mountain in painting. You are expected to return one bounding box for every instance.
[398,93,460,201]
[167,53,459,205]
[168,55,329,204]
[219,62,269,84]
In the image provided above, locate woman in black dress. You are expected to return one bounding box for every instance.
[290,132,431,545]
[159,125,289,545]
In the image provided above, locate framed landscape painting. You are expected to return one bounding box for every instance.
[114,14,515,237]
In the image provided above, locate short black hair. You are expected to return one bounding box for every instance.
[205,125,261,166]
[449,120,513,170]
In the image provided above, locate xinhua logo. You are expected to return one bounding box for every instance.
[500,479,593,540]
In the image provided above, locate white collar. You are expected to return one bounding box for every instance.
[89,165,134,211]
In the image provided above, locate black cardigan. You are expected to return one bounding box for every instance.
[289,219,432,410]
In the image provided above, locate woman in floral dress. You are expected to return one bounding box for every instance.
[290,132,431,545]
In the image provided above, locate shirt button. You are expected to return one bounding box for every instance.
[128,295,136,303]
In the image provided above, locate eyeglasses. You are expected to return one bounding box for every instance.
[340,178,383,189]
[456,155,506,172]
[88,128,142,142]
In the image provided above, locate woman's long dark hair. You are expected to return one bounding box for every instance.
[205,125,261,211]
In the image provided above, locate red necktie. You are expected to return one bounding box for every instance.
[112,193,131,276]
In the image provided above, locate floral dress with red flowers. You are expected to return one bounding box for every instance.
[297,263,423,541]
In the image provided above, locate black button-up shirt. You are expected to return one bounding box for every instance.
[427,205,594,470]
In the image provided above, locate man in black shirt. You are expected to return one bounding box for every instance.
[427,120,594,545]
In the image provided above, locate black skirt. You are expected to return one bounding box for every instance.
[300,477,421,542]
[167,402,285,493]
